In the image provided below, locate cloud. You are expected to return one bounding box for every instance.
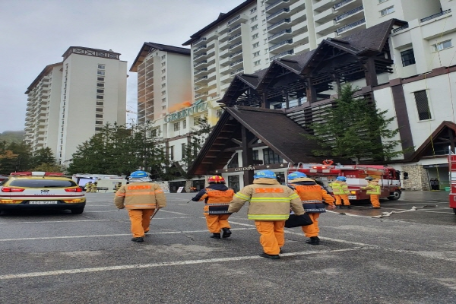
[0,0,245,132]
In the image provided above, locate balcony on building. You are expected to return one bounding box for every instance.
[194,52,208,61]
[336,18,365,35]
[228,32,242,44]
[269,39,293,53]
[313,0,336,12]
[195,76,208,84]
[230,58,243,69]
[219,47,229,58]
[290,0,305,12]
[220,65,232,76]
[194,44,207,55]
[193,37,207,47]
[316,20,336,35]
[267,8,290,23]
[229,50,243,60]
[267,18,291,31]
[265,0,290,12]
[268,29,292,43]
[194,60,208,68]
[294,43,310,55]
[230,68,244,76]
[229,41,242,51]
[227,14,247,27]
[291,32,309,48]
[314,9,336,24]
[333,0,360,11]
[270,49,294,61]
[194,68,208,76]
[220,56,231,67]
[219,40,229,51]
[420,9,452,23]
[334,5,363,23]
[207,71,217,82]
[208,78,218,88]
[195,92,208,99]
[218,30,229,42]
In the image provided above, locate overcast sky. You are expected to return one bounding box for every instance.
[0,0,246,133]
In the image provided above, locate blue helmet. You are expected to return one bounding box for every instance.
[254,170,276,179]
[288,172,307,180]
[130,170,149,179]
[336,176,347,182]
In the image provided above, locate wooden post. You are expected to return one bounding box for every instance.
[241,126,254,186]
[306,78,316,103]
[364,57,378,87]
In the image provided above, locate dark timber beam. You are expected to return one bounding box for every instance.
[241,125,254,186]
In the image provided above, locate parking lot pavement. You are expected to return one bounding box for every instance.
[0,192,456,303]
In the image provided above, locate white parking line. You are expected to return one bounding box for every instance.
[0,228,256,242]
[0,216,190,225]
[0,247,364,280]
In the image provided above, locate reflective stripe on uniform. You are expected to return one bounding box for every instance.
[234,192,250,200]
[248,214,289,220]
[302,200,322,204]
[125,204,156,209]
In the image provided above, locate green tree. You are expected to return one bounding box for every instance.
[30,147,56,169]
[305,84,404,163]
[0,141,32,174]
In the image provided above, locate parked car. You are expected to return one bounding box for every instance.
[0,172,86,214]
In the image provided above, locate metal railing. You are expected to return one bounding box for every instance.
[336,18,365,35]
[193,37,207,46]
[228,33,242,41]
[228,15,240,25]
[229,50,243,58]
[269,39,293,51]
[230,59,243,67]
[194,45,207,52]
[270,49,294,61]
[193,60,207,67]
[268,29,292,40]
[228,23,242,33]
[420,9,451,23]
[392,24,409,33]
[267,18,291,31]
[230,68,244,75]
[334,0,354,10]
[229,41,242,50]
[267,8,290,21]
[334,5,363,21]
[266,0,289,11]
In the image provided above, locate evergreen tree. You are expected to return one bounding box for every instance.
[30,147,56,169]
[305,84,404,163]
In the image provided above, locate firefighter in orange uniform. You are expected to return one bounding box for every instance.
[361,176,381,209]
[228,170,304,259]
[114,170,167,242]
[191,175,234,239]
[329,176,351,209]
[288,172,335,245]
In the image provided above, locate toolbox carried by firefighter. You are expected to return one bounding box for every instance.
[285,213,313,228]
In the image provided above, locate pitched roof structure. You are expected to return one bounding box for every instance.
[130,42,190,72]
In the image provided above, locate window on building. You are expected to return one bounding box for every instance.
[253,150,259,161]
[182,143,187,159]
[151,129,158,137]
[263,148,283,164]
[161,62,166,67]
[96,114,103,118]
[254,60,261,66]
[98,64,105,69]
[400,49,416,67]
[162,83,166,88]
[97,70,105,76]
[96,95,103,99]
[434,40,452,51]
[380,6,394,16]
[96,101,104,106]
[97,83,104,87]
[250,7,257,14]
[251,16,258,22]
[95,121,103,125]
[97,77,104,81]
[162,105,166,110]
[162,98,166,103]
[252,33,259,39]
[253,51,260,57]
[162,76,166,80]
[414,90,432,120]
[227,153,239,168]
[96,108,103,112]
[253,42,260,48]
[251,24,258,31]
[95,127,103,132]
[170,146,174,160]
[161,55,166,60]
[162,90,166,95]
[162,69,166,73]
[174,122,180,131]
[97,89,104,94]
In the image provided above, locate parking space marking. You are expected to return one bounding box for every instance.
[0,227,256,242]
[0,216,190,225]
[0,247,365,280]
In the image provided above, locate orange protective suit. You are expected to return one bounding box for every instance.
[255,221,285,255]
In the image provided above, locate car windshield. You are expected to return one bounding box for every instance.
[9,179,77,188]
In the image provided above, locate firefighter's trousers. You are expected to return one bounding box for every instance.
[254,221,285,255]
[302,213,320,238]
[128,209,155,237]
[370,195,380,208]
[335,194,351,206]
[204,214,231,233]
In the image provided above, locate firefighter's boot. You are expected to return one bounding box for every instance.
[306,236,320,245]
[210,233,221,239]
[222,228,232,238]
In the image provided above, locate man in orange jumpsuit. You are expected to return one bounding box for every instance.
[362,176,381,209]
[229,170,304,259]
[191,175,234,239]
[288,172,335,245]
[114,170,167,242]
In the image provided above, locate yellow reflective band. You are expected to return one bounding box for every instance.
[251,197,290,201]
[289,193,299,199]
[234,193,250,200]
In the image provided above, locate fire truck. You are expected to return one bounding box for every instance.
[448,153,456,214]
[287,161,402,201]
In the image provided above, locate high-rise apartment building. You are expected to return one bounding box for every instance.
[183,0,441,107]
[130,43,192,123]
[25,46,127,164]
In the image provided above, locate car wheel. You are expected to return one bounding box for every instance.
[388,190,401,200]
[71,207,84,214]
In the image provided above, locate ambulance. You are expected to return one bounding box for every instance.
[287,161,403,201]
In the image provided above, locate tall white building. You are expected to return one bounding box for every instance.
[25,46,127,164]
[183,0,441,108]
[130,43,192,123]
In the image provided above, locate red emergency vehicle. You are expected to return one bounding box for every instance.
[287,161,402,201]
[448,153,456,214]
